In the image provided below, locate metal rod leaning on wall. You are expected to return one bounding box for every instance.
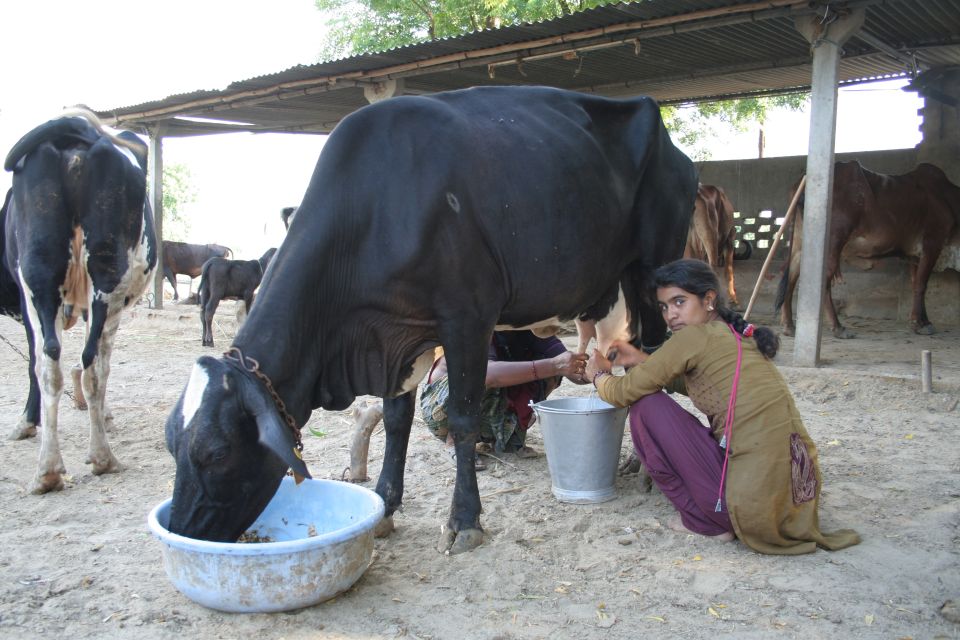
[743,175,807,321]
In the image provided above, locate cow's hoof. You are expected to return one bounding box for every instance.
[833,327,856,339]
[8,420,37,440]
[88,453,123,475]
[913,323,936,336]
[374,515,395,538]
[437,526,484,555]
[781,326,795,337]
[30,473,65,494]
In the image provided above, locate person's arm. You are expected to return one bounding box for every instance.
[484,351,586,388]
[592,328,707,408]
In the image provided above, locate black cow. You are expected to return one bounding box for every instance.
[162,241,232,301]
[1,111,156,494]
[164,86,696,554]
[197,248,277,347]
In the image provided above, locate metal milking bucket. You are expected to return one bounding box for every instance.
[530,397,629,503]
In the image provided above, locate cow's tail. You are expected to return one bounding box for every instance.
[774,176,806,313]
[197,259,214,308]
[5,108,146,172]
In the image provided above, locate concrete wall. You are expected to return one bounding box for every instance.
[695,148,918,226]
[694,149,960,329]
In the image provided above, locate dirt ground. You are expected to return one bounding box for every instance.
[0,301,958,640]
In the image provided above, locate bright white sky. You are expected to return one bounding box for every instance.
[0,1,924,258]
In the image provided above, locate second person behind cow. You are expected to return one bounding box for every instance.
[421,330,588,470]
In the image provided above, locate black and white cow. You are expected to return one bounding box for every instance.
[1,110,156,494]
[164,86,696,554]
[197,247,277,347]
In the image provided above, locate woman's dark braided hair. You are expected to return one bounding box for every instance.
[654,259,780,359]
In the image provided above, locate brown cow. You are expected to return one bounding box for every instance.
[162,240,232,300]
[684,184,740,305]
[776,161,960,338]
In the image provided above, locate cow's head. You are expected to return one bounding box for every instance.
[164,355,311,542]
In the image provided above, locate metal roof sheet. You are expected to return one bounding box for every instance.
[96,0,960,136]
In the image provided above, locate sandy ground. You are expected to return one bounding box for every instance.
[0,301,958,640]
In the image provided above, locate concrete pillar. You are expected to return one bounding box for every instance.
[364,78,405,103]
[148,125,165,309]
[792,7,864,367]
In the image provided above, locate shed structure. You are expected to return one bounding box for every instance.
[95,0,960,365]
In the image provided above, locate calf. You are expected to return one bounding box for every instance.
[198,248,276,347]
[162,240,232,300]
[1,110,156,493]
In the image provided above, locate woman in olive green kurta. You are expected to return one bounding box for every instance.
[585,260,859,555]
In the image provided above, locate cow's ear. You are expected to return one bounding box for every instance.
[254,410,312,481]
[239,374,312,480]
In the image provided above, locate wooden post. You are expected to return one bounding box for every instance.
[921,350,932,393]
[743,175,806,321]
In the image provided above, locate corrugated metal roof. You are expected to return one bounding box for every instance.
[96,0,960,136]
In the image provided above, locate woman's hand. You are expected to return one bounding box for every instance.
[550,351,589,383]
[608,339,648,368]
[585,349,612,383]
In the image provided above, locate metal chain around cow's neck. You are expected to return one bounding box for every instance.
[222,346,303,454]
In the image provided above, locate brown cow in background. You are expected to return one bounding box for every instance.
[162,240,232,300]
[684,184,740,305]
[776,161,960,338]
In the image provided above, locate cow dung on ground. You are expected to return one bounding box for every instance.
[0,305,958,639]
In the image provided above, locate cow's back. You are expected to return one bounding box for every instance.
[246,86,695,406]
[288,86,692,317]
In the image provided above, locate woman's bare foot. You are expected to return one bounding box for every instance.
[666,515,734,542]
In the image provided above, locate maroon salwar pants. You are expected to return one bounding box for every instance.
[629,392,734,536]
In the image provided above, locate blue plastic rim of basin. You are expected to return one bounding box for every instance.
[147,477,385,612]
[149,477,385,555]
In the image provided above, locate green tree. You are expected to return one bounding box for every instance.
[662,93,809,160]
[315,0,613,58]
[161,163,196,241]
[314,1,809,158]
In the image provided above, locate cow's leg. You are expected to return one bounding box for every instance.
[10,313,41,440]
[637,291,667,353]
[779,215,804,336]
[723,245,738,306]
[70,364,88,410]
[909,245,943,335]
[435,330,489,554]
[31,342,67,494]
[82,312,123,475]
[347,402,384,483]
[201,297,220,347]
[822,226,855,339]
[373,393,415,538]
[164,267,179,301]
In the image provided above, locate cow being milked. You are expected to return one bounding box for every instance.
[164,86,696,554]
[776,161,960,338]
[1,110,156,494]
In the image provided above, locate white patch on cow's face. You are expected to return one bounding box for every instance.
[182,363,210,428]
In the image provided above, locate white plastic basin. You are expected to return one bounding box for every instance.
[148,477,385,612]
